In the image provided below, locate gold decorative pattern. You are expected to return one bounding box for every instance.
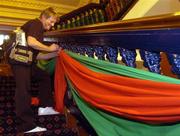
[0,0,76,12]
[0,0,76,31]
[0,0,98,32]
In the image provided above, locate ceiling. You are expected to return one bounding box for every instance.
[37,0,81,6]
[0,0,99,32]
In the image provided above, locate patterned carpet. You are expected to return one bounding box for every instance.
[0,76,78,136]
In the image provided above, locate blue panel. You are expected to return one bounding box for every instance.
[59,28,180,54]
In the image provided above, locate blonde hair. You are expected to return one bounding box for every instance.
[40,7,57,19]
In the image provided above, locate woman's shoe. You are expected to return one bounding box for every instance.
[38,107,59,116]
[24,126,47,133]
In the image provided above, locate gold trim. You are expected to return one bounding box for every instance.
[0,0,97,31]
[0,0,79,29]
[0,0,76,13]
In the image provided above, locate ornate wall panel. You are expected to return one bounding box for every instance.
[0,0,94,32]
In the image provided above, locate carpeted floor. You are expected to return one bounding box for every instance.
[0,76,78,136]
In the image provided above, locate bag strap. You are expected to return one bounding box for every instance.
[7,42,16,52]
[3,42,16,63]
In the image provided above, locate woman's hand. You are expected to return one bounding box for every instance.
[49,43,59,52]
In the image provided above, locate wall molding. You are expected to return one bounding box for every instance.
[0,0,98,32]
[0,0,77,30]
[0,0,76,13]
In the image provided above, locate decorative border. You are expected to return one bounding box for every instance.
[0,0,76,13]
[0,0,96,31]
[0,0,78,29]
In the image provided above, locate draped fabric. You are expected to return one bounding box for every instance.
[55,50,180,125]
[68,80,180,136]
[37,59,56,75]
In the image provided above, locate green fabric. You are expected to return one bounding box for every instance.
[68,80,180,136]
[36,58,55,75]
[65,50,180,84]
[37,60,48,70]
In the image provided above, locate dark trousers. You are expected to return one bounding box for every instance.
[11,64,54,132]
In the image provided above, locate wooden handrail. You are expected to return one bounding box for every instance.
[45,12,180,37]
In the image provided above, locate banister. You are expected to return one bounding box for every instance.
[44,12,180,76]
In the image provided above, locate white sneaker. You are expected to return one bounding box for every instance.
[24,126,47,133]
[38,107,59,116]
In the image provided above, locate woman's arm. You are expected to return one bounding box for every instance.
[36,47,62,60]
[27,36,59,52]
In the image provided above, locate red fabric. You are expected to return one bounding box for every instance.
[55,50,180,124]
[31,97,39,106]
[54,54,67,112]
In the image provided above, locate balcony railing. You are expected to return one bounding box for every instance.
[44,12,180,77]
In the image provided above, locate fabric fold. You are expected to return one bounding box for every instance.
[55,50,180,124]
